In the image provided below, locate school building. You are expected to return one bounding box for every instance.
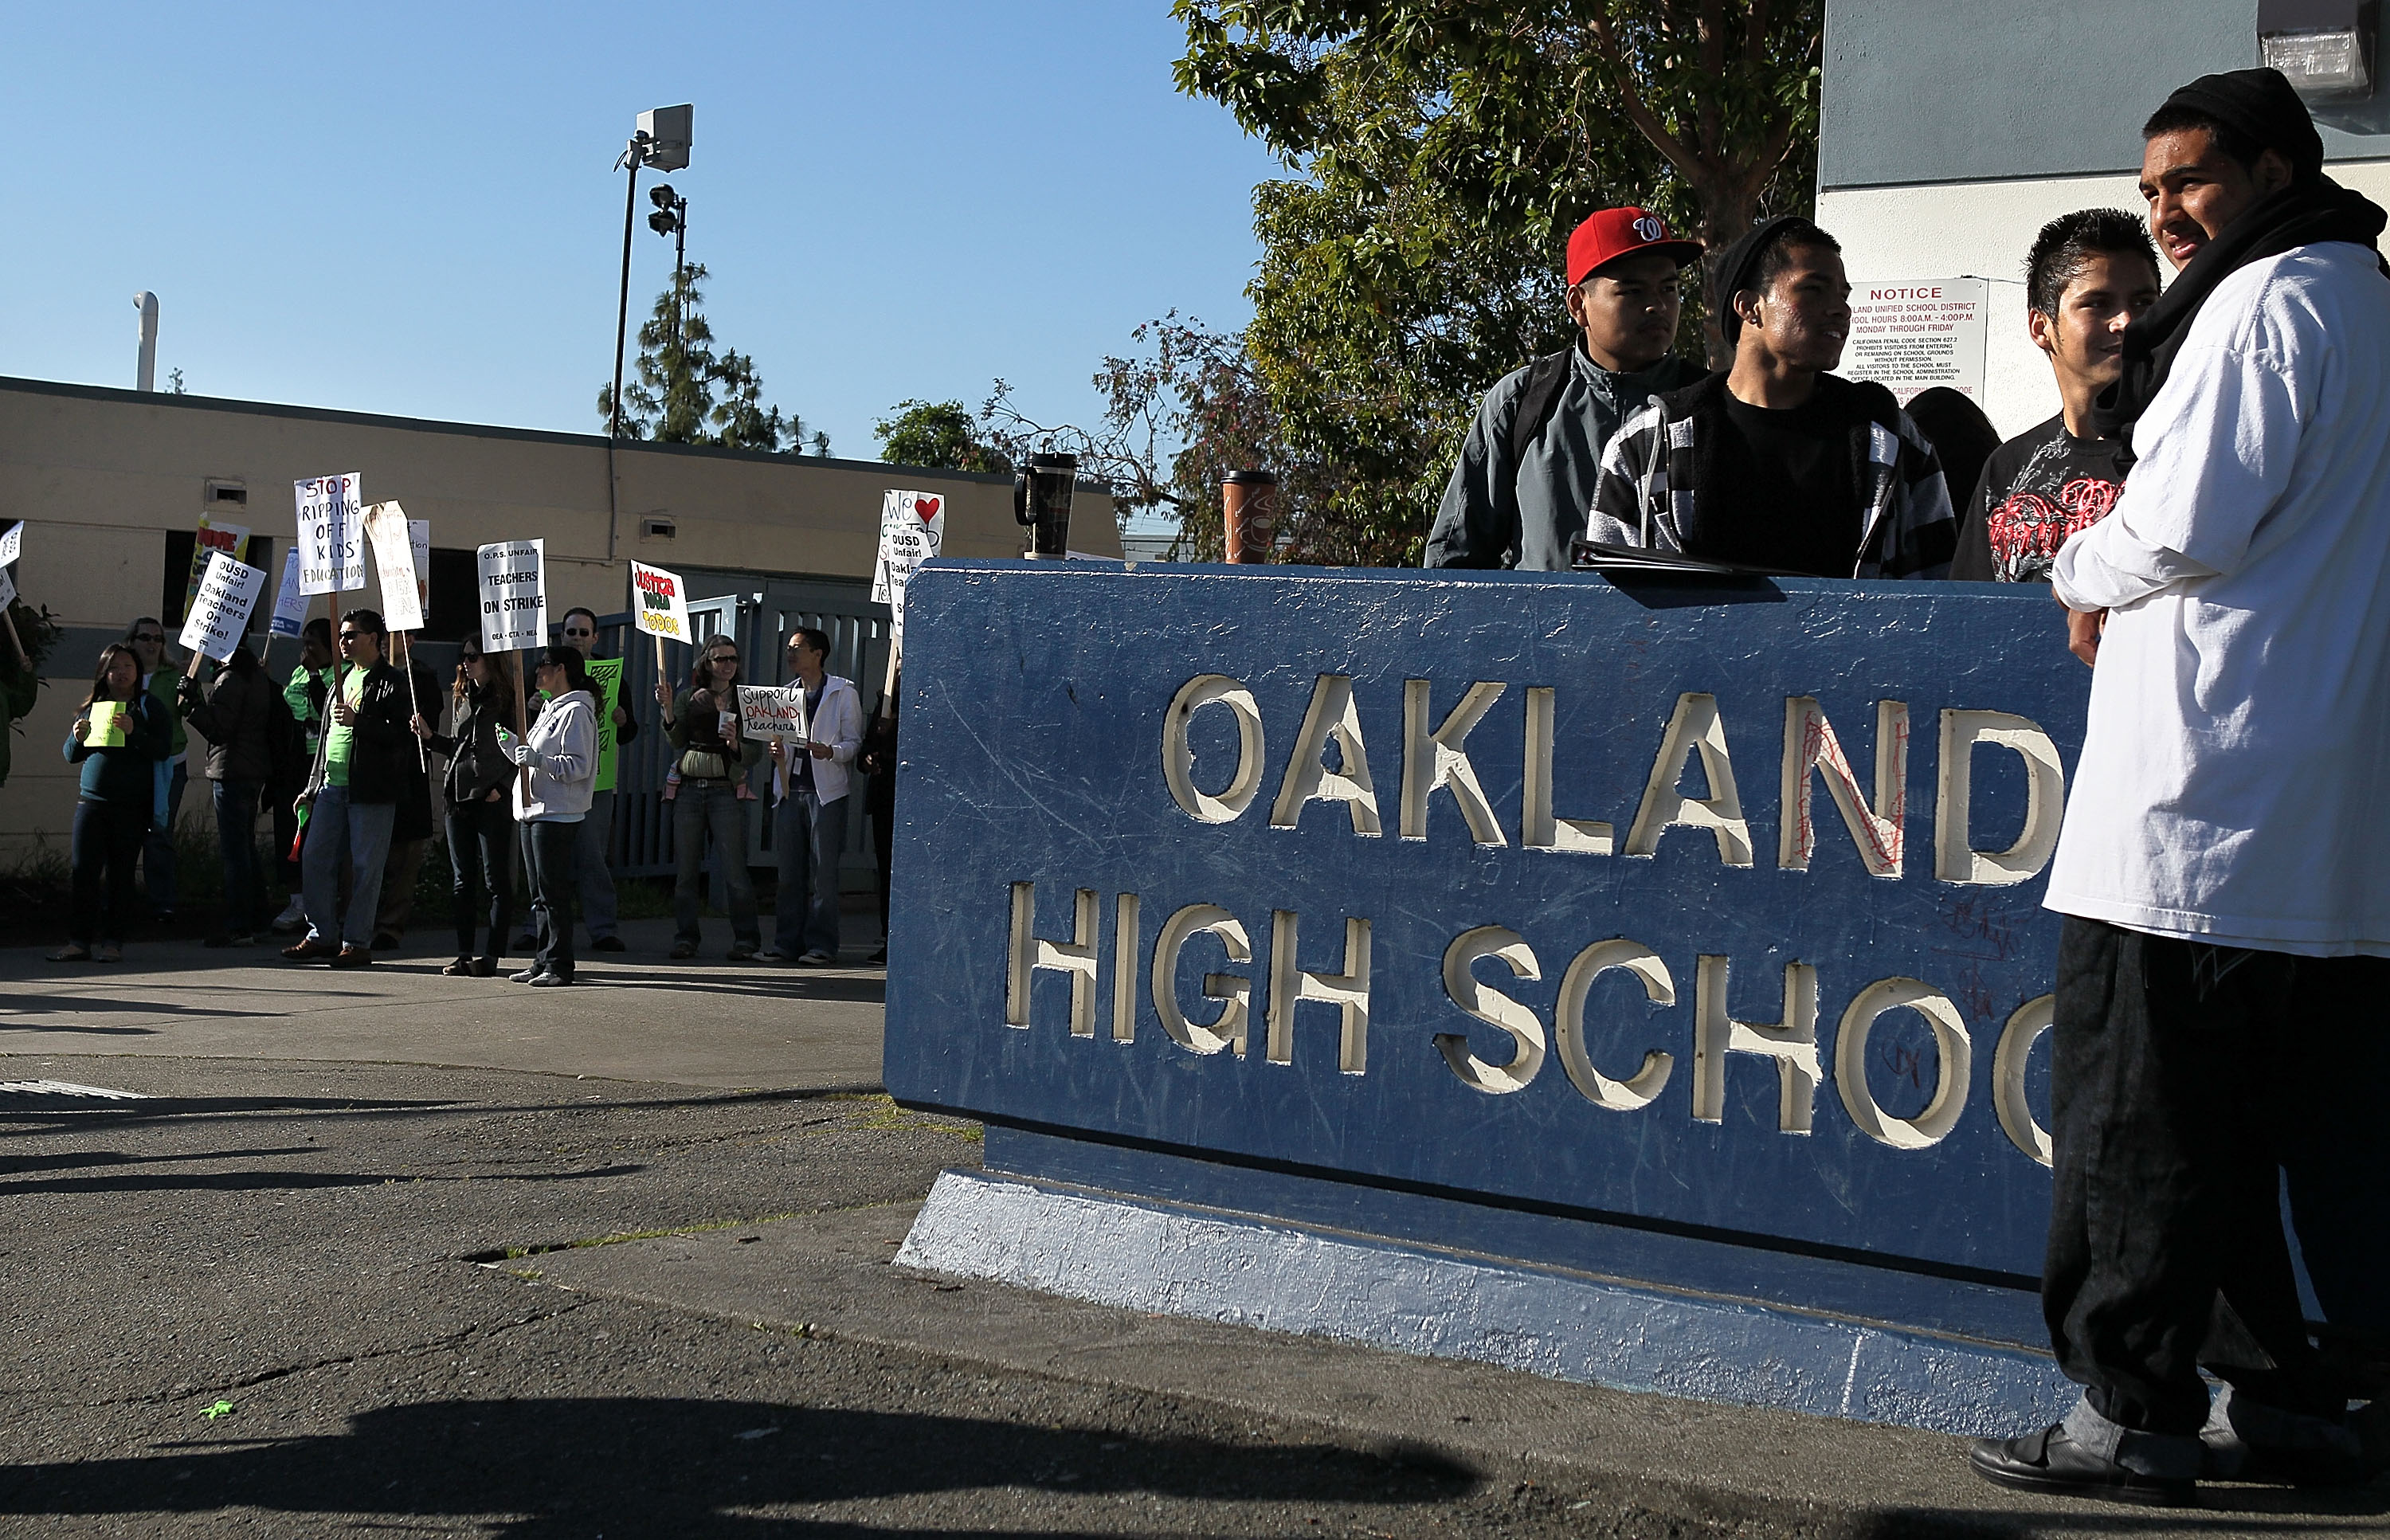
[0,375,1119,875]
[1821,0,2390,437]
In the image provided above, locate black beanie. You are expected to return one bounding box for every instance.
[1712,215,1811,347]
[2158,66,2325,181]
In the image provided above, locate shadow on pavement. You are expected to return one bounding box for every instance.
[588,974,886,1005]
[0,1163,646,1198]
[0,1396,1475,1537]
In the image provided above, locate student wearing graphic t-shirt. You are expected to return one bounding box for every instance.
[1590,217,1957,578]
[1952,212,2164,582]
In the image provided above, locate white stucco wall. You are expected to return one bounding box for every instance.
[1821,161,2390,440]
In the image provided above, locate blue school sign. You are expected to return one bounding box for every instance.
[885,560,2084,1432]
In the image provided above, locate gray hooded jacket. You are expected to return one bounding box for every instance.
[1424,343,1707,570]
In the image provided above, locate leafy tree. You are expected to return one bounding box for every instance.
[1145,1,1820,564]
[597,262,829,456]
[874,400,1013,474]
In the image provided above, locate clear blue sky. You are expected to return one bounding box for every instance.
[1,2,1285,463]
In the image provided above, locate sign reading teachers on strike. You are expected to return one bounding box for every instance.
[884,565,2088,1326]
[177,551,268,662]
[872,489,945,645]
[476,539,546,653]
[630,560,692,644]
[295,473,364,596]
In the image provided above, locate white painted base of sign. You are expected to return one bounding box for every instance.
[897,1168,2076,1438]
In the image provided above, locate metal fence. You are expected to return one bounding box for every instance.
[595,575,892,890]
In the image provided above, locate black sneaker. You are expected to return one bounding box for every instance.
[1969,1424,2195,1507]
[591,935,627,952]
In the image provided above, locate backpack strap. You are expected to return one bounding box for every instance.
[1506,350,1576,471]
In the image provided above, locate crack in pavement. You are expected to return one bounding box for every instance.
[61,1299,601,1415]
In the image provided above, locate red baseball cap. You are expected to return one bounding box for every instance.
[1567,206,1703,287]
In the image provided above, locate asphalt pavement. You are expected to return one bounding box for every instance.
[0,931,2382,1537]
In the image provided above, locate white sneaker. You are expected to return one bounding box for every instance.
[268,899,307,935]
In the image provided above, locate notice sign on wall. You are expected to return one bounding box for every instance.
[1842,279,1990,405]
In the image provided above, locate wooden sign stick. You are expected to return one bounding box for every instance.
[511,649,532,802]
[399,632,426,770]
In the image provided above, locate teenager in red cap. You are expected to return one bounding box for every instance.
[1424,206,1705,570]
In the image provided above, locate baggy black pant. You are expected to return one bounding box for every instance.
[2045,916,2388,1434]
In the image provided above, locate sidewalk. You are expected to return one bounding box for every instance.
[0,916,884,1089]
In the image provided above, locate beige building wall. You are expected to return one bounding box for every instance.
[0,378,1118,864]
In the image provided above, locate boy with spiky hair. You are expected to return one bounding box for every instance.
[1951,213,2163,582]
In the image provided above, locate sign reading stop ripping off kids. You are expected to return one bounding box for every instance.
[476,539,547,653]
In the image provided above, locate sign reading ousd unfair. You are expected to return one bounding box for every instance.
[177,551,268,662]
[872,489,944,646]
[884,564,2090,1358]
[476,540,545,653]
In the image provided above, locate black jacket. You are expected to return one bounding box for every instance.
[178,661,277,784]
[426,683,516,809]
[331,661,414,806]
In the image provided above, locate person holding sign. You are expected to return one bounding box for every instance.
[661,636,764,961]
[554,606,637,952]
[282,609,410,969]
[123,617,190,923]
[175,645,277,946]
[766,627,862,966]
[494,645,599,987]
[49,644,170,963]
[269,620,336,935]
[414,638,518,977]
[0,593,44,793]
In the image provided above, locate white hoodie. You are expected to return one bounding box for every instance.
[2047,242,2390,956]
[503,688,598,823]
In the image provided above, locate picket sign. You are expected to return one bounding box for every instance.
[629,558,692,687]
[0,521,22,569]
[177,551,268,665]
[737,684,810,743]
[363,504,423,633]
[872,489,945,714]
[0,565,14,612]
[476,540,546,654]
[269,551,308,639]
[182,515,250,622]
[296,474,364,596]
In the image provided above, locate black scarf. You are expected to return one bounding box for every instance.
[2090,177,2386,453]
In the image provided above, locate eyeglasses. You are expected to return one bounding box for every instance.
[562,628,594,639]
[131,633,164,644]
[708,653,739,666]
[338,631,366,644]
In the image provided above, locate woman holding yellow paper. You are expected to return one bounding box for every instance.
[51,642,168,962]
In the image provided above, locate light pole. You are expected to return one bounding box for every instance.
[609,105,692,440]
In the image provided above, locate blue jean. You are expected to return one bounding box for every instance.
[301,784,396,950]
[140,758,187,913]
[515,788,620,942]
[447,794,515,961]
[772,789,847,957]
[212,778,263,935]
[672,781,758,948]
[527,817,578,980]
[70,798,147,946]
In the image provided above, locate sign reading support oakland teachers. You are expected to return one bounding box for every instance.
[883,566,2088,1287]
[1843,278,1990,405]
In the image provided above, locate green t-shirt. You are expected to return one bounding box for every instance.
[324,670,364,787]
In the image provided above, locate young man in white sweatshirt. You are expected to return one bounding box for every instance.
[1969,69,2388,1504]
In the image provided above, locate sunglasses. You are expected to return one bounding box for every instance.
[708,654,739,665]
[131,633,164,644]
